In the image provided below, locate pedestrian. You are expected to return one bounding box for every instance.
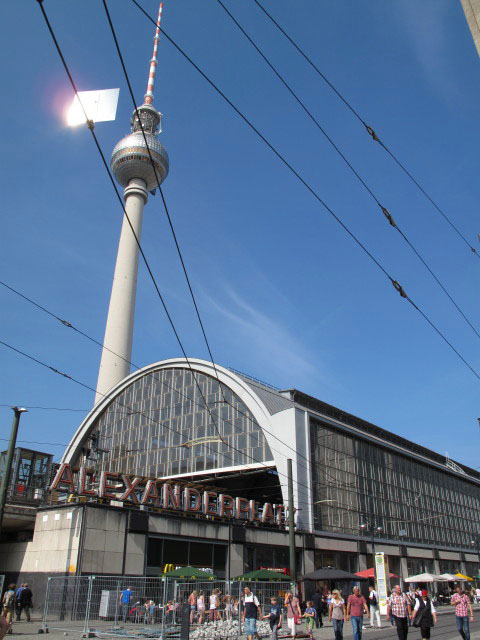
[188,590,197,624]
[387,584,412,640]
[209,588,220,621]
[119,586,133,623]
[196,591,205,625]
[346,586,368,640]
[328,590,346,640]
[223,594,234,621]
[368,584,381,628]
[411,589,437,640]
[451,586,474,640]
[311,589,324,628]
[16,584,32,622]
[14,586,24,623]
[262,596,281,640]
[303,601,315,639]
[284,592,301,640]
[1,585,16,634]
[476,586,480,604]
[242,587,262,640]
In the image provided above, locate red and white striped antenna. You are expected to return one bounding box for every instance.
[144,2,163,105]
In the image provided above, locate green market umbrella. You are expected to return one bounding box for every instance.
[163,566,216,580]
[234,569,287,581]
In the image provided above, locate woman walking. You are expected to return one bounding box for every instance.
[188,590,197,624]
[328,590,346,640]
[284,592,301,639]
[412,589,437,640]
[196,591,205,625]
[209,588,221,621]
[1,585,16,635]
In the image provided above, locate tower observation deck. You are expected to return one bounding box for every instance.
[95,3,168,405]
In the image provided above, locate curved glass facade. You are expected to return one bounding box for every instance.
[75,367,273,477]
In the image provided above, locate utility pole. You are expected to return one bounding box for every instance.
[287,458,296,591]
[0,407,27,536]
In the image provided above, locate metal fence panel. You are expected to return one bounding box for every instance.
[42,576,292,638]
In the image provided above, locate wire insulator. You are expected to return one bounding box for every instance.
[381,206,396,228]
[392,280,407,298]
[365,124,379,142]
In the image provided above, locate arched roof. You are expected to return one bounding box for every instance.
[62,358,289,467]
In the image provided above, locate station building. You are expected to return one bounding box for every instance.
[1,358,479,603]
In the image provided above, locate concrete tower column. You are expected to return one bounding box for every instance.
[95,178,148,404]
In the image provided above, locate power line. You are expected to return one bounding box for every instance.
[215,0,480,342]
[101,0,233,443]
[0,336,314,498]
[0,404,88,412]
[0,278,315,483]
[36,0,228,459]
[0,438,69,447]
[34,0,342,498]
[131,0,480,382]
[252,0,479,260]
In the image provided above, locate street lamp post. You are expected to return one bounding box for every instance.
[471,535,480,583]
[0,407,28,537]
[360,521,383,571]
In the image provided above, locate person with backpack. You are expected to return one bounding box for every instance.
[411,590,437,640]
[368,585,381,628]
[1,585,16,633]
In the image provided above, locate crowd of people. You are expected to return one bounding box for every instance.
[0,583,33,635]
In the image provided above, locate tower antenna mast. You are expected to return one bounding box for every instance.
[144,3,163,106]
[95,1,169,405]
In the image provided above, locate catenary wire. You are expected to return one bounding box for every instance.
[35,2,480,505]
[36,0,228,453]
[251,0,479,259]
[0,404,88,412]
[215,0,480,342]
[131,0,480,381]
[0,279,323,489]
[101,0,234,437]
[0,279,428,498]
[0,337,316,498]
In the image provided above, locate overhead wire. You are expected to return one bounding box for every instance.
[0,336,315,498]
[29,0,480,506]
[101,0,234,442]
[1,279,321,490]
[215,0,480,342]
[35,0,229,457]
[130,0,480,382]
[251,0,480,260]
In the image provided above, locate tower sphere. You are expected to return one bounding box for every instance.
[111,105,169,192]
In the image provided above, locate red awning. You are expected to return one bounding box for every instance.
[355,568,399,579]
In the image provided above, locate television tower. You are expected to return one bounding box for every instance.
[95,3,169,405]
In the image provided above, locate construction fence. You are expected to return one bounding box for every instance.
[41,575,292,639]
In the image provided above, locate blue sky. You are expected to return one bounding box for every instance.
[1,0,479,469]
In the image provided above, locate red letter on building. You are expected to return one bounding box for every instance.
[203,491,218,515]
[235,497,250,520]
[50,463,75,493]
[98,471,119,499]
[163,483,181,509]
[273,504,285,525]
[219,494,235,518]
[183,487,201,512]
[141,480,160,507]
[119,476,143,504]
[78,467,96,496]
[249,500,261,522]
[261,503,275,524]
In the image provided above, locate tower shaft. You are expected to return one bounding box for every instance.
[95,179,148,404]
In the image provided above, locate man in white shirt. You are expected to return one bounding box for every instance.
[369,585,381,628]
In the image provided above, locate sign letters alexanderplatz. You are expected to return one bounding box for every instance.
[50,464,286,525]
